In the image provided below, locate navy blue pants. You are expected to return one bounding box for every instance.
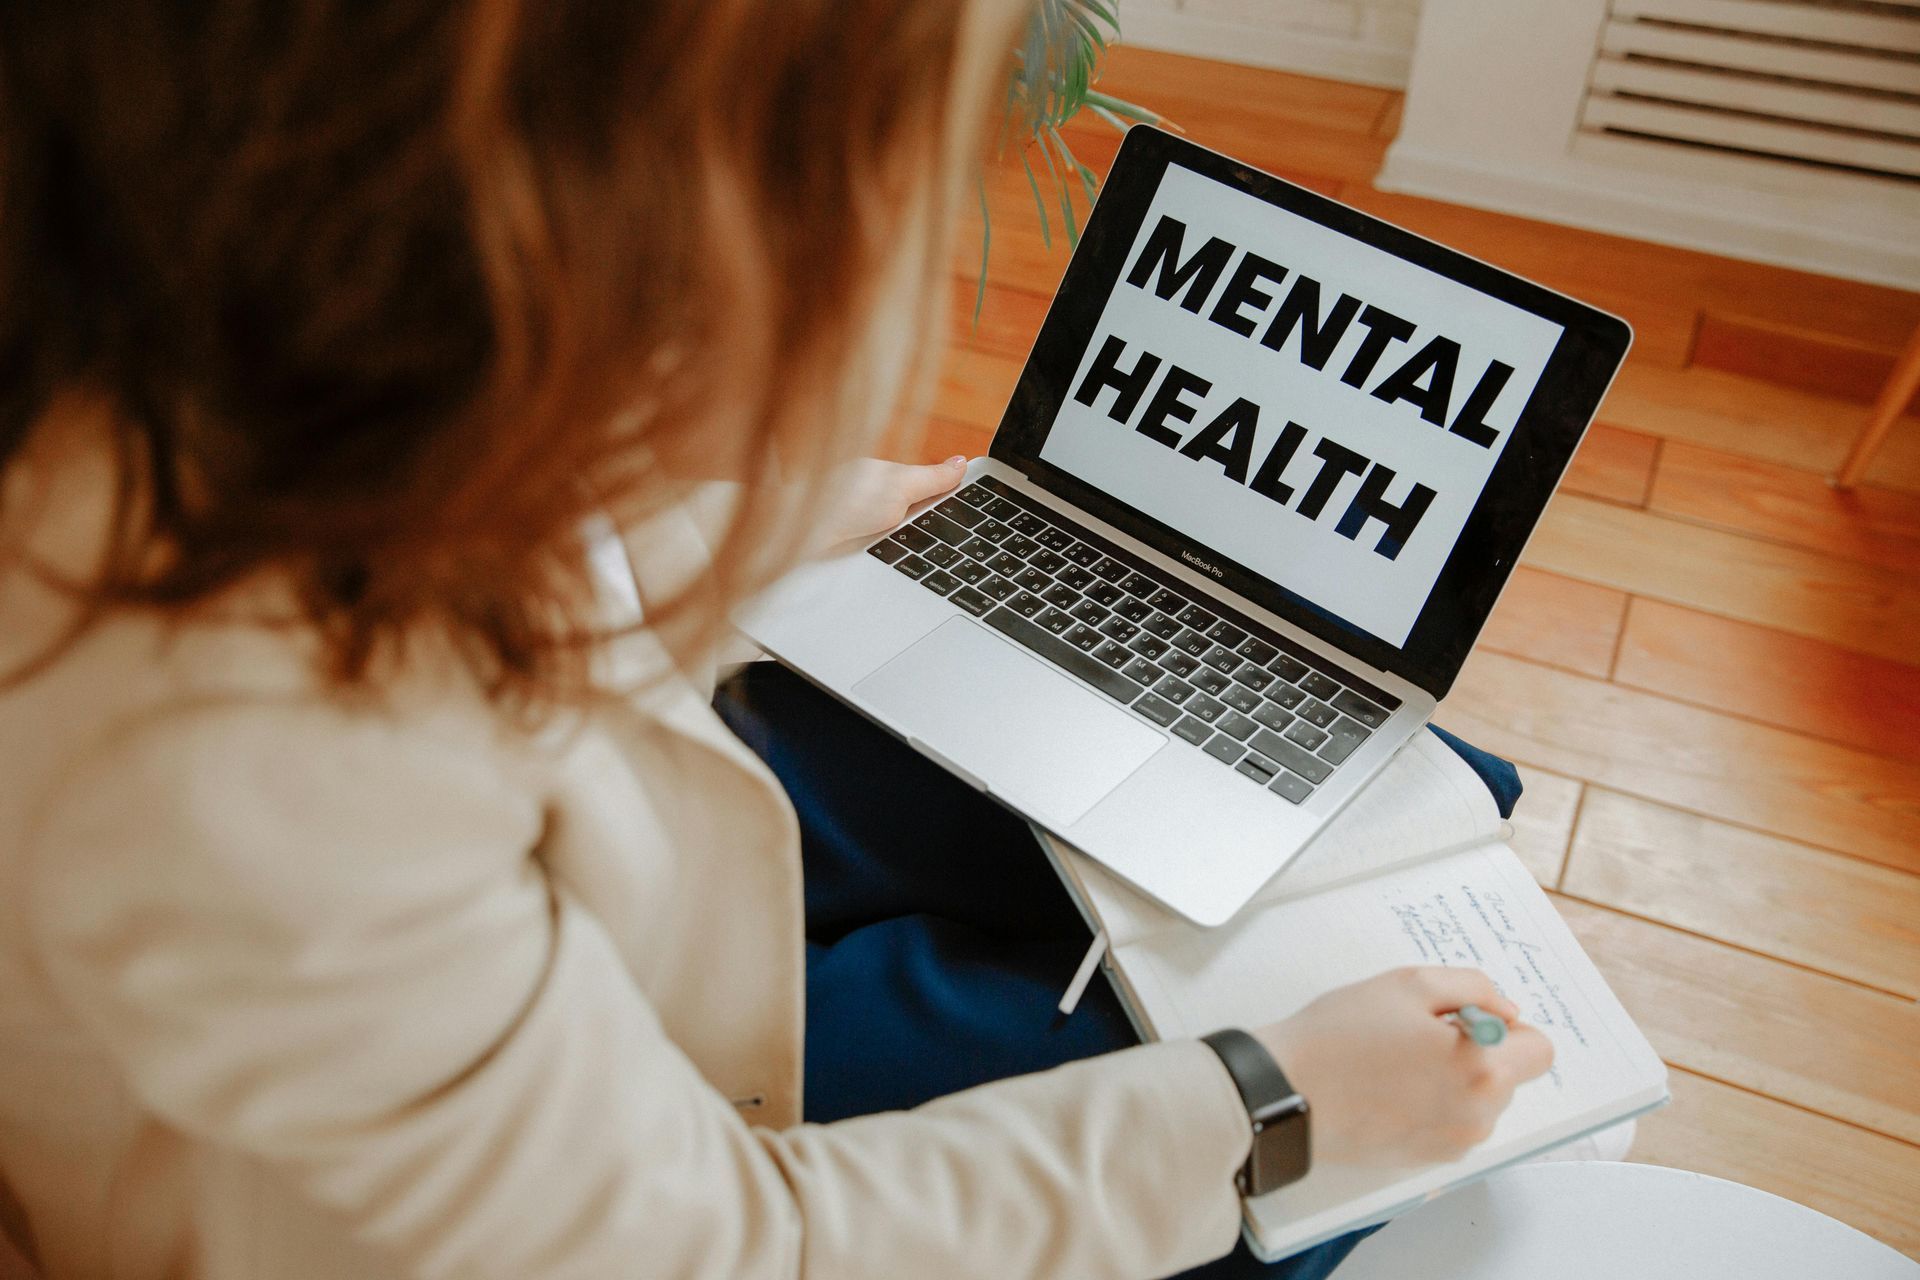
[716,663,1520,1280]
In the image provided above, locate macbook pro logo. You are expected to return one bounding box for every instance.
[1180,549,1225,580]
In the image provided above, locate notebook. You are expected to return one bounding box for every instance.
[1034,729,1669,1262]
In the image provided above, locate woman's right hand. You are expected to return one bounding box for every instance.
[1253,966,1555,1168]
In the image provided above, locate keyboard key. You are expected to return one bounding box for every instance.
[1217,710,1259,741]
[1299,671,1342,700]
[1219,684,1260,714]
[1234,666,1277,695]
[950,586,994,616]
[1121,657,1161,686]
[1085,581,1126,608]
[1007,510,1048,535]
[1172,628,1212,657]
[1160,651,1201,679]
[1127,633,1171,661]
[934,498,987,528]
[1098,615,1139,643]
[986,551,1025,577]
[1269,653,1309,683]
[1319,716,1370,765]
[958,536,998,560]
[922,543,959,567]
[1298,699,1338,728]
[1114,596,1154,623]
[1042,582,1080,609]
[1251,702,1295,733]
[1205,620,1247,648]
[1145,588,1185,613]
[1331,690,1390,728]
[893,525,937,554]
[1269,770,1315,805]
[868,539,907,564]
[1058,565,1096,592]
[1092,639,1133,670]
[912,510,972,546]
[954,483,993,508]
[1247,729,1333,784]
[1236,754,1278,784]
[1007,590,1045,618]
[1200,645,1244,675]
[1186,693,1227,724]
[894,554,932,580]
[1064,542,1103,567]
[1036,606,1074,635]
[1028,549,1068,575]
[1234,636,1279,666]
[1013,567,1051,593]
[1171,716,1212,747]
[1091,556,1129,583]
[1269,683,1307,709]
[951,559,989,585]
[1141,612,1183,640]
[1002,534,1040,559]
[1133,692,1181,727]
[977,574,1017,601]
[1068,599,1107,626]
[1189,666,1230,696]
[1152,675,1197,705]
[1284,720,1328,750]
[1175,604,1216,630]
[922,569,960,596]
[1119,573,1158,598]
[981,608,1144,705]
[1036,527,1074,551]
[974,520,1014,545]
[981,497,1020,521]
[1203,734,1245,766]
[1064,623,1103,653]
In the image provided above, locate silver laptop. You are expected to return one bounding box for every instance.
[738,127,1629,926]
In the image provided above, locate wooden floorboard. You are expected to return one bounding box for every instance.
[1631,1069,1920,1259]
[916,45,1920,1254]
[1556,895,1920,1146]
[1613,600,1920,763]
[1563,788,1920,999]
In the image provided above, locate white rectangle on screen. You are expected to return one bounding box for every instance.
[1038,163,1564,647]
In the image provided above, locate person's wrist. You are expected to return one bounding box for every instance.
[1201,1029,1312,1196]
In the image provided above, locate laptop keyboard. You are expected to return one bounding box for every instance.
[866,476,1399,806]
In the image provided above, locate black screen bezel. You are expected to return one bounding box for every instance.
[988,125,1631,701]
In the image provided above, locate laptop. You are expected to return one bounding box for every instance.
[737,126,1629,927]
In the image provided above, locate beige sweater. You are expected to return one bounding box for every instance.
[0,457,1250,1280]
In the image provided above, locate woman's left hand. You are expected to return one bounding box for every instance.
[815,455,969,557]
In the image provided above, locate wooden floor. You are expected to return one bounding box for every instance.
[911,47,1920,1258]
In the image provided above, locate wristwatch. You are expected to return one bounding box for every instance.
[1200,1028,1311,1196]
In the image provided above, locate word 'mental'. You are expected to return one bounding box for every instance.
[1125,215,1517,448]
[1073,335,1436,562]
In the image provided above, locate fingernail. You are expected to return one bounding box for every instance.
[946,455,966,466]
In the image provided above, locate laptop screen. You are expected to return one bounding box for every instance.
[991,128,1628,699]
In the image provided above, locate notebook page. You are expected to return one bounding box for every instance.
[1117,842,1666,1256]
[1050,728,1501,948]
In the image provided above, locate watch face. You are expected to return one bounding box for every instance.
[1246,1098,1311,1197]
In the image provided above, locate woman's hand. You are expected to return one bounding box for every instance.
[813,456,969,557]
[1252,966,1555,1168]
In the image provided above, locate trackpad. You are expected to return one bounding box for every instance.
[853,617,1165,827]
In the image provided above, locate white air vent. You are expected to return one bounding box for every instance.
[1584,0,1920,182]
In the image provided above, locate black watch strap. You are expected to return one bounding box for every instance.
[1200,1029,1311,1197]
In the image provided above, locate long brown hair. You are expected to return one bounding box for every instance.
[0,0,1026,704]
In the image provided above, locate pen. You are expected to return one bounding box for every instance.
[1448,1003,1508,1046]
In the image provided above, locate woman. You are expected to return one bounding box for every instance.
[0,4,1552,1279]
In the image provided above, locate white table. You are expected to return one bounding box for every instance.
[1333,1162,1916,1280]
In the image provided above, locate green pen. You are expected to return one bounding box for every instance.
[1449,1004,1508,1046]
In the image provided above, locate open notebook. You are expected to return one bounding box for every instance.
[1035,729,1668,1262]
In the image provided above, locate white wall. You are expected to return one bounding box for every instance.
[1121,0,1420,88]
